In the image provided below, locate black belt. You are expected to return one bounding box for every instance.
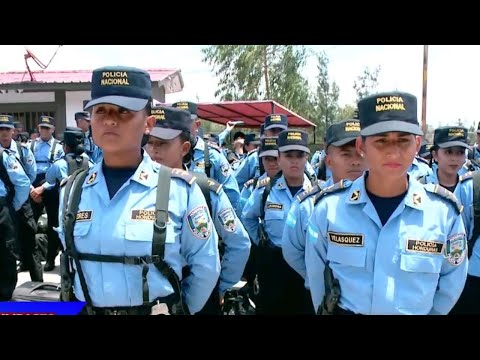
[90,305,152,315]
[0,197,6,206]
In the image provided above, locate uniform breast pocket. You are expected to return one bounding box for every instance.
[326,244,367,268]
[73,222,92,239]
[124,223,154,243]
[264,208,285,242]
[396,253,443,311]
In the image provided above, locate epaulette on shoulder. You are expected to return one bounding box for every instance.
[256,176,270,189]
[296,183,322,203]
[415,156,429,165]
[244,178,255,189]
[314,179,351,206]
[459,171,474,183]
[206,178,223,194]
[60,175,71,188]
[423,184,463,215]
[171,168,196,185]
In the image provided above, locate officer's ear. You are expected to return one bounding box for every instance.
[355,136,365,156]
[414,135,422,153]
[181,139,191,157]
[146,115,156,134]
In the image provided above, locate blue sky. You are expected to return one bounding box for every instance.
[0,45,478,130]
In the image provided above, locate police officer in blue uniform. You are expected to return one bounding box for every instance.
[30,115,64,271]
[75,111,103,163]
[305,91,468,315]
[171,101,240,210]
[57,66,220,315]
[0,119,30,300]
[242,129,314,314]
[46,127,94,186]
[145,105,250,315]
[0,114,42,281]
[283,119,366,286]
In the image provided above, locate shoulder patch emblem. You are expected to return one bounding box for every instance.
[217,208,236,233]
[444,233,466,266]
[187,205,212,240]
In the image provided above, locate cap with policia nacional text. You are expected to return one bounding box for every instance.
[326,119,360,148]
[0,114,14,129]
[149,105,192,140]
[264,114,288,131]
[75,111,91,121]
[278,129,310,153]
[358,91,423,137]
[259,137,279,158]
[38,115,55,129]
[61,127,84,147]
[419,139,433,158]
[84,66,152,112]
[434,126,469,149]
[171,101,198,120]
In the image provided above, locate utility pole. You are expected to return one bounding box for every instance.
[421,45,428,136]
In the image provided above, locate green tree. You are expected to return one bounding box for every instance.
[336,104,357,121]
[353,66,381,102]
[202,45,314,120]
[312,51,340,142]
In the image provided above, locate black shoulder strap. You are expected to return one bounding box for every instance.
[417,175,427,184]
[304,168,317,186]
[66,155,90,176]
[63,168,92,308]
[50,139,60,163]
[469,171,480,257]
[30,139,35,153]
[192,171,212,216]
[415,156,429,165]
[468,148,474,160]
[0,148,15,204]
[204,144,211,178]
[16,141,25,166]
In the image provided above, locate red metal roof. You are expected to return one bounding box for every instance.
[0,68,181,85]
[196,100,316,128]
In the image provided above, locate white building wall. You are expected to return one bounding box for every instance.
[0,91,55,103]
[65,91,90,127]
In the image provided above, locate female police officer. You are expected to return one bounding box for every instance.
[305,91,468,315]
[145,105,250,314]
[57,66,220,315]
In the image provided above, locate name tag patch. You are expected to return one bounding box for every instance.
[406,239,443,254]
[131,210,155,221]
[76,211,93,222]
[328,231,364,246]
[267,203,283,210]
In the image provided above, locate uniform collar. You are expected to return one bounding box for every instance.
[37,137,55,145]
[83,151,158,189]
[274,174,312,192]
[345,172,425,211]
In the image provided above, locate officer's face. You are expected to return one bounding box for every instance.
[357,132,421,178]
[38,126,54,141]
[278,150,307,179]
[265,128,283,137]
[145,135,191,168]
[432,147,466,176]
[325,143,367,183]
[76,118,90,132]
[91,104,152,154]
[0,127,13,145]
[261,156,280,178]
[190,119,201,138]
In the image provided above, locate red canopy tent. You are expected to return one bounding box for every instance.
[196,100,316,128]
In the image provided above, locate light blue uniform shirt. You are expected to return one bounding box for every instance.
[282,177,332,287]
[45,153,94,186]
[189,136,240,210]
[0,149,30,210]
[234,149,259,190]
[57,154,221,314]
[31,137,64,189]
[305,174,468,315]
[241,174,312,247]
[422,170,480,277]
[1,141,36,183]
[218,128,230,147]
[310,150,323,168]
[206,180,251,294]
[237,173,268,216]
[83,131,103,164]
[408,157,432,180]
